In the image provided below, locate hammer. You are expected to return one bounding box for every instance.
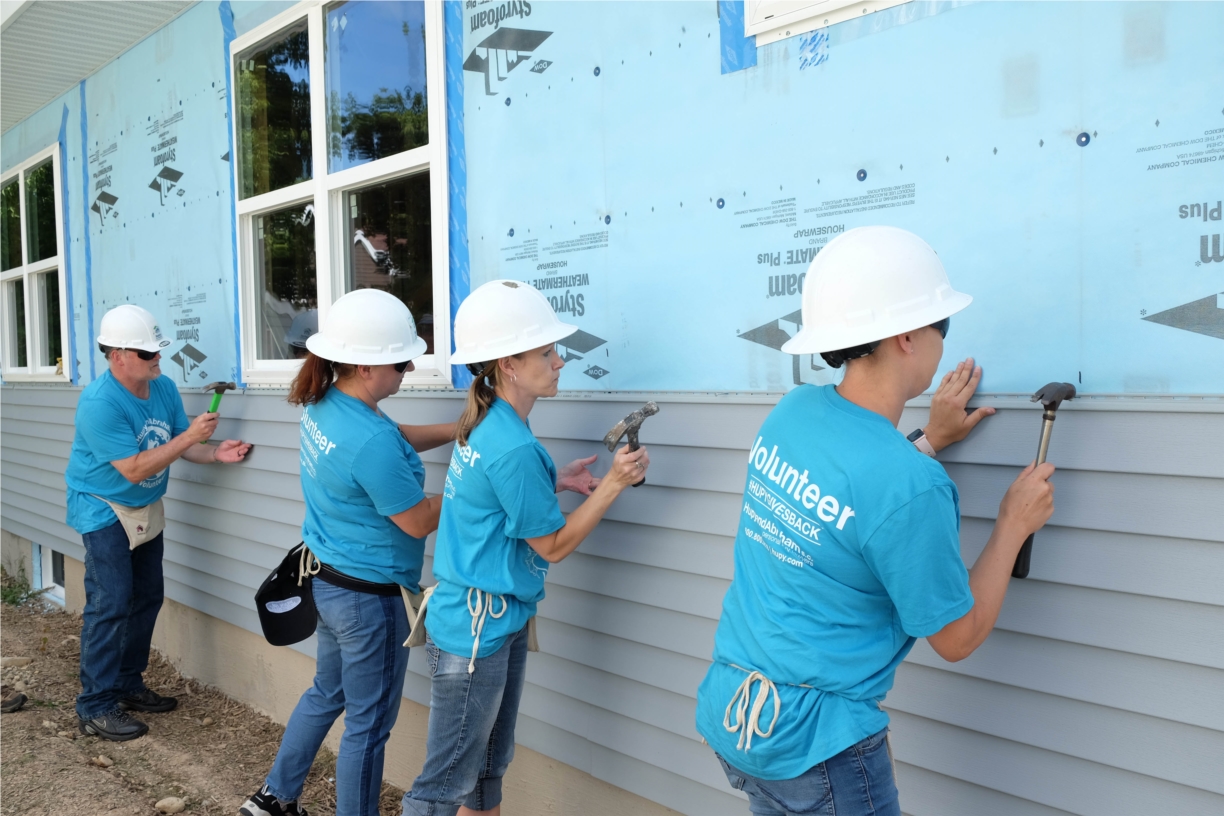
[199,381,236,444]
[603,402,659,487]
[1011,382,1075,578]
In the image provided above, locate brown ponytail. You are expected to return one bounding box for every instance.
[456,360,512,446]
[287,352,356,406]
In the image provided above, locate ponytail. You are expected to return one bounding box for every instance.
[287,352,356,406]
[456,361,505,446]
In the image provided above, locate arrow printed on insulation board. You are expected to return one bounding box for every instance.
[1143,292,1224,341]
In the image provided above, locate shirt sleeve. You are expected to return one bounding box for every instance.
[485,444,566,540]
[167,381,190,436]
[861,485,974,638]
[76,395,141,463]
[352,430,428,518]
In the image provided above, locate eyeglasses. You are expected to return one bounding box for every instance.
[130,349,159,361]
[930,317,950,340]
[393,360,411,373]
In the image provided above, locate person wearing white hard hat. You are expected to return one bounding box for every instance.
[242,289,455,816]
[284,308,318,359]
[65,305,251,742]
[695,226,1056,815]
[401,280,649,816]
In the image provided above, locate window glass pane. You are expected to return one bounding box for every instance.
[326,0,428,173]
[1,179,20,271]
[51,550,64,587]
[6,279,27,367]
[236,22,312,199]
[25,161,56,263]
[255,202,317,360]
[345,171,433,352]
[38,271,61,368]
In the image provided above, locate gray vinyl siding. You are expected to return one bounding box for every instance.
[2,384,1222,816]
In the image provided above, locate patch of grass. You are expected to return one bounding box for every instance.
[1,564,50,606]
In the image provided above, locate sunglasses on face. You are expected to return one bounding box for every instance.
[131,349,159,361]
[930,317,950,340]
[393,360,411,373]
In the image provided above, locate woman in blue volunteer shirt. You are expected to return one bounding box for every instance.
[402,281,650,816]
[243,290,456,816]
[695,227,1055,815]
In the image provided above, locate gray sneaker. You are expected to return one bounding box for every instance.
[78,709,149,741]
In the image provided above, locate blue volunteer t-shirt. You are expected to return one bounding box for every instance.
[299,388,428,590]
[65,371,191,534]
[695,384,973,780]
[427,398,566,660]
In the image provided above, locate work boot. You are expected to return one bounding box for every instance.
[118,687,178,713]
[1,691,27,713]
[240,785,310,816]
[78,709,149,741]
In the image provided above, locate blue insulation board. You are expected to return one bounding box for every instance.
[460,1,1224,394]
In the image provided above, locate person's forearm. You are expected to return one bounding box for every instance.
[948,519,1028,658]
[530,482,622,563]
[180,443,218,465]
[400,422,456,452]
[121,432,199,482]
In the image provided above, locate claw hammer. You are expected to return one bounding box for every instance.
[602,402,659,487]
[199,381,236,444]
[1012,382,1075,578]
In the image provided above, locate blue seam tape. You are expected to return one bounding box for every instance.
[57,103,79,384]
[445,0,472,390]
[79,81,96,382]
[720,0,757,74]
[219,1,244,388]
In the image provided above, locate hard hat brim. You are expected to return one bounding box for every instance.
[780,291,972,355]
[304,333,429,366]
[96,336,171,353]
[449,321,579,365]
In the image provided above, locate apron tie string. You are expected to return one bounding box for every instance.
[467,588,507,674]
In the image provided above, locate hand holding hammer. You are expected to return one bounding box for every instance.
[603,402,659,487]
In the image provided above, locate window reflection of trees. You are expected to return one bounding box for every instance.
[25,162,57,263]
[1,181,21,271]
[257,205,317,359]
[237,25,312,199]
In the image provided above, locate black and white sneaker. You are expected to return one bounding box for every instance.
[77,709,149,741]
[118,688,178,713]
[239,785,309,816]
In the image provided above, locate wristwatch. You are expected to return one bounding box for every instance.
[906,428,937,458]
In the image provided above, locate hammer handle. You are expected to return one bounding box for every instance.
[627,438,645,487]
[199,392,225,444]
[1012,411,1056,579]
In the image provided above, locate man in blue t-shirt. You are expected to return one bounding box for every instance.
[65,305,251,742]
[696,227,1056,815]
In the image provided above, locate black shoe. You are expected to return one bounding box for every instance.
[78,709,149,741]
[240,785,310,816]
[118,688,178,713]
[1,692,27,713]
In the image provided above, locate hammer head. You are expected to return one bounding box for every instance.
[203,381,236,395]
[603,402,659,452]
[1031,382,1076,410]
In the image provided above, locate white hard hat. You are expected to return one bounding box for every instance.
[97,305,171,352]
[305,289,427,365]
[781,226,972,355]
[450,280,578,365]
[285,309,319,348]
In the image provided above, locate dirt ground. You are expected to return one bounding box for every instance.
[1,599,404,816]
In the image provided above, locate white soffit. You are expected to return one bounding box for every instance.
[1,0,195,133]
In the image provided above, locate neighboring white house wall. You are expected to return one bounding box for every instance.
[3,383,1221,815]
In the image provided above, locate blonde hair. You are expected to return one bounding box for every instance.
[455,359,518,446]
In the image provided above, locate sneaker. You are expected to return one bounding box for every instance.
[2,691,27,713]
[239,785,309,816]
[118,688,178,713]
[78,709,149,741]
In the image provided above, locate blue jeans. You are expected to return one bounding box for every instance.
[402,625,530,816]
[265,579,410,816]
[77,520,165,719]
[717,729,901,816]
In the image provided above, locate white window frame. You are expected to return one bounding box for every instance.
[38,544,66,605]
[745,0,912,46]
[231,0,451,387]
[1,145,70,382]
